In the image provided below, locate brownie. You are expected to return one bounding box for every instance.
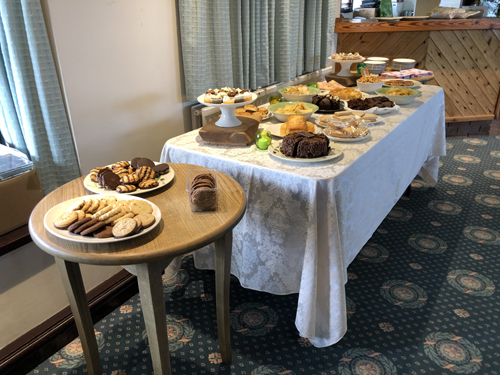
[281,132,330,159]
[347,96,395,111]
[312,94,341,111]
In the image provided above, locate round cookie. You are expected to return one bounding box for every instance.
[135,214,155,229]
[54,211,78,229]
[67,217,92,233]
[112,218,137,238]
[80,221,107,236]
[74,218,99,234]
[153,163,169,175]
[93,226,114,238]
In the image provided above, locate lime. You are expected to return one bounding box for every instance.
[269,94,282,104]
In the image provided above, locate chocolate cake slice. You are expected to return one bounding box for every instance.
[296,133,330,158]
[281,133,304,157]
[281,132,330,159]
[312,94,341,111]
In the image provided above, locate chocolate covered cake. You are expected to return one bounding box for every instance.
[281,132,330,159]
[312,94,341,111]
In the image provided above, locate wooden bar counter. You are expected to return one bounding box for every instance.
[335,18,500,123]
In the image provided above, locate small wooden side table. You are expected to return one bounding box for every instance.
[29,163,246,375]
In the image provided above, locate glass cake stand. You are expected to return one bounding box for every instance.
[328,57,366,77]
[197,93,258,128]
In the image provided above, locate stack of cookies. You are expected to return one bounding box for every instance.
[89,158,170,193]
[53,196,156,239]
[189,173,217,212]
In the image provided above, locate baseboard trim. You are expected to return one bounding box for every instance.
[0,269,138,375]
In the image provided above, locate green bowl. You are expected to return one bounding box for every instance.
[375,87,422,105]
[278,86,322,103]
[268,102,319,122]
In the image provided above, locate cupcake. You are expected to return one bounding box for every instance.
[223,95,234,104]
[240,89,252,101]
[211,94,223,104]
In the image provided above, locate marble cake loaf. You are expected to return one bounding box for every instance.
[281,132,330,159]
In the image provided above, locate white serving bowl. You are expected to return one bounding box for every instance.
[365,61,387,75]
[357,80,384,93]
[367,57,390,63]
[268,102,319,122]
[278,86,322,103]
[392,58,416,71]
[375,87,421,105]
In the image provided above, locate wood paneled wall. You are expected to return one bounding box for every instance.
[337,30,500,123]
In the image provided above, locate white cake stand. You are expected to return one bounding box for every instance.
[197,93,258,128]
[328,57,366,77]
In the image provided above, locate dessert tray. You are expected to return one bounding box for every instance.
[315,114,384,127]
[268,141,342,164]
[263,123,321,138]
[43,194,161,244]
[328,57,366,77]
[323,129,372,143]
[83,162,175,195]
[197,93,258,128]
[382,79,421,88]
[342,101,401,115]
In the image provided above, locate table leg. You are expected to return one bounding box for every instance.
[215,230,233,364]
[133,263,172,375]
[55,258,102,375]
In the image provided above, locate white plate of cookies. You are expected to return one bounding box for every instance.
[44,194,161,244]
[83,159,174,195]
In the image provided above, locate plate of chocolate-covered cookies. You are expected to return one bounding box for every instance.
[83,157,174,195]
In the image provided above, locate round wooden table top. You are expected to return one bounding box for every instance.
[29,163,246,266]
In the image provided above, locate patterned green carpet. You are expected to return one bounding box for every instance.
[29,136,500,375]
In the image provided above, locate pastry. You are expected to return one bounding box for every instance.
[128,200,153,215]
[279,115,315,136]
[112,218,137,238]
[347,97,395,110]
[153,163,169,176]
[116,184,138,193]
[136,166,154,181]
[281,132,330,158]
[67,217,92,233]
[244,104,258,112]
[54,211,78,229]
[73,218,99,234]
[138,179,159,189]
[80,221,106,236]
[93,226,114,238]
[312,94,341,111]
[329,88,363,101]
[134,213,155,229]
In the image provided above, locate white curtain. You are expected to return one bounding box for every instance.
[178,0,338,101]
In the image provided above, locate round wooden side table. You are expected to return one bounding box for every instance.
[29,163,246,375]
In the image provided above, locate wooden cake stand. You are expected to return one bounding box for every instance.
[197,93,260,145]
[199,116,260,146]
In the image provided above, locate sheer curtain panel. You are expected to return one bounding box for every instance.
[0,0,79,194]
[179,0,337,101]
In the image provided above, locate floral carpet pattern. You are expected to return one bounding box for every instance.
[29,136,500,375]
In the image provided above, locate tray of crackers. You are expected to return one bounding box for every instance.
[44,194,161,243]
[83,157,174,195]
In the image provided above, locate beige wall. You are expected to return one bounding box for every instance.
[44,0,187,174]
[1,0,189,351]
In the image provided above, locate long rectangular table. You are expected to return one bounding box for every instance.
[161,85,446,347]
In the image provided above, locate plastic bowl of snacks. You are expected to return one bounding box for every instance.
[357,76,384,93]
[268,102,319,122]
[375,87,421,105]
[278,85,322,103]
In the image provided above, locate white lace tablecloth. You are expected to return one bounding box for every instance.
[160,86,446,347]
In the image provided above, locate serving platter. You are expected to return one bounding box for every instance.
[316,114,384,127]
[197,93,258,127]
[268,141,342,164]
[382,79,421,88]
[264,123,320,138]
[43,194,161,244]
[83,162,174,195]
[323,129,372,143]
